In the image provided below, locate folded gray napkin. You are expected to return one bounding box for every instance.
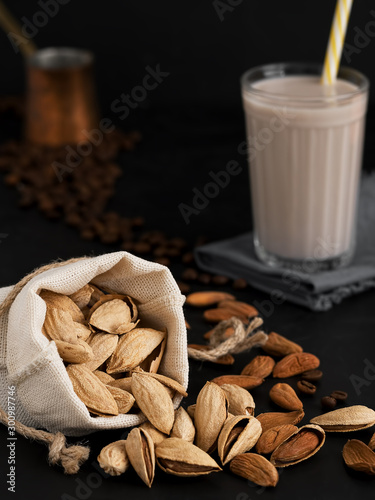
[195,174,375,311]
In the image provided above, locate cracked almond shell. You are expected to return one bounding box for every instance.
[270,424,325,467]
[107,328,165,374]
[39,289,85,323]
[310,405,375,432]
[218,415,262,465]
[126,428,155,487]
[155,438,221,477]
[97,440,129,476]
[82,332,119,371]
[220,384,255,416]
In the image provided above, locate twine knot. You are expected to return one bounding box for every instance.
[188,316,268,362]
[48,432,90,475]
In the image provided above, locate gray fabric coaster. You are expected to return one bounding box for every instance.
[195,174,375,311]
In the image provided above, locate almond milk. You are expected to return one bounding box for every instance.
[242,70,368,268]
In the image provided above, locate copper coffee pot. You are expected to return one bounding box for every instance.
[0,2,99,147]
[25,47,99,147]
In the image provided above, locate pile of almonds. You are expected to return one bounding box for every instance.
[93,290,375,487]
[40,284,184,418]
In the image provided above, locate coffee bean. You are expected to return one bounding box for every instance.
[297,380,316,395]
[212,275,229,286]
[321,396,337,410]
[232,278,247,290]
[81,229,95,240]
[177,281,191,294]
[133,241,151,254]
[65,213,83,228]
[164,247,181,257]
[100,231,119,245]
[301,369,323,382]
[169,237,187,249]
[330,390,348,402]
[198,273,211,285]
[147,231,166,246]
[153,246,168,258]
[131,216,145,227]
[182,268,199,282]
[121,241,134,252]
[182,252,194,264]
[4,173,20,186]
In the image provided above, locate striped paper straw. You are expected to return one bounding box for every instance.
[321,0,354,85]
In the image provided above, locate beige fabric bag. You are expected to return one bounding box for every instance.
[0,252,188,436]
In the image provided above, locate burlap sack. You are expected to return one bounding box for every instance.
[0,252,188,437]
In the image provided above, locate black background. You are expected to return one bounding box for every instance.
[0,1,375,499]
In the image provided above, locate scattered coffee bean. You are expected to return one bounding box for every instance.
[169,237,187,249]
[164,247,181,258]
[297,380,316,395]
[182,252,195,264]
[177,281,190,294]
[301,369,323,382]
[232,278,247,290]
[153,246,168,258]
[212,275,230,286]
[198,273,211,285]
[330,390,348,402]
[133,241,152,254]
[182,268,199,282]
[321,396,337,410]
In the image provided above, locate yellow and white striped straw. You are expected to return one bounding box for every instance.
[321,0,354,85]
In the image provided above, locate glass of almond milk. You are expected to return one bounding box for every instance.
[241,63,369,272]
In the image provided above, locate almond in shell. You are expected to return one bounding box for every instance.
[39,290,85,323]
[218,415,262,465]
[42,307,78,344]
[194,382,228,453]
[139,422,167,446]
[310,405,375,432]
[126,428,155,487]
[106,386,135,414]
[66,364,118,416]
[155,438,221,477]
[68,284,94,310]
[131,372,175,434]
[55,339,94,364]
[107,328,165,374]
[220,384,255,416]
[171,407,195,443]
[88,294,138,334]
[97,440,129,476]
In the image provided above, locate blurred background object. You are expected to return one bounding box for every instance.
[25,47,99,146]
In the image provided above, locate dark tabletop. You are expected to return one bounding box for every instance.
[0,103,374,500]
